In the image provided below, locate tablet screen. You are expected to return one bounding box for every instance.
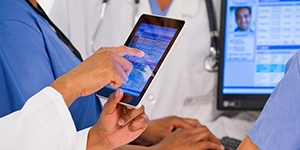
[97,14,184,108]
[111,23,177,97]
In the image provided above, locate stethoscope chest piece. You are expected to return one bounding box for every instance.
[204,46,219,72]
[204,0,219,72]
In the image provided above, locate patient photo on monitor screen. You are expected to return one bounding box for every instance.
[230,6,255,32]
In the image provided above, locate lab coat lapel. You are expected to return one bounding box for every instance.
[126,0,152,18]
[164,0,200,62]
[166,0,199,19]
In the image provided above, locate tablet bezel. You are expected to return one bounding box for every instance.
[97,14,185,108]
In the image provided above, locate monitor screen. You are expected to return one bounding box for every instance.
[218,0,300,110]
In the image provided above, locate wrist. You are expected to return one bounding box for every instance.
[49,76,80,107]
[130,135,153,146]
[86,126,114,150]
[149,142,166,150]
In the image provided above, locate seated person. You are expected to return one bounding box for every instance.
[0,0,224,149]
[235,7,252,32]
[238,50,300,149]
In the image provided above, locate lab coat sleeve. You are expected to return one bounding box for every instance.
[77,128,91,150]
[0,87,89,150]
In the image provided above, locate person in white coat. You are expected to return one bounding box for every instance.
[40,0,259,140]
[0,46,149,150]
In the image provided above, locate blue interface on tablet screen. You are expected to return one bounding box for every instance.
[105,23,177,97]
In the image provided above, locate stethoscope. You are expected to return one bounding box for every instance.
[90,0,219,72]
[90,0,140,52]
[204,0,219,72]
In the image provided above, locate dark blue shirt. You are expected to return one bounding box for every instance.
[0,0,101,131]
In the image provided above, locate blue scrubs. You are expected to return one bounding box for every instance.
[0,0,101,131]
[248,50,300,149]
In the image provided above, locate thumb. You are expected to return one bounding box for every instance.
[102,89,123,114]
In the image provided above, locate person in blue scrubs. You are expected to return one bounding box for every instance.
[0,0,100,131]
[238,50,300,149]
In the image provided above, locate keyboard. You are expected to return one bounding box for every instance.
[219,136,242,150]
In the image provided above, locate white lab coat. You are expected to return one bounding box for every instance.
[0,87,89,150]
[39,0,259,140]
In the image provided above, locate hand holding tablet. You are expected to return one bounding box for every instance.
[97,14,185,108]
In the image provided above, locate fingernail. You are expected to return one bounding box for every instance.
[118,118,125,125]
[139,51,145,56]
[144,115,149,122]
[115,90,120,98]
[220,145,225,150]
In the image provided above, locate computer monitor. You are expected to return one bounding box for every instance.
[218,0,300,110]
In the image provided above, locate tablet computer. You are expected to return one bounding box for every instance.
[96,14,185,108]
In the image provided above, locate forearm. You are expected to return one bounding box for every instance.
[86,126,114,150]
[237,136,260,150]
[115,145,154,150]
[0,87,78,149]
[49,74,81,108]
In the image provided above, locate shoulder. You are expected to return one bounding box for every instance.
[285,50,300,73]
[0,0,29,21]
[248,50,300,149]
[0,0,41,35]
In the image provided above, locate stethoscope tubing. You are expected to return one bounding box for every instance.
[90,0,139,52]
[90,1,108,52]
